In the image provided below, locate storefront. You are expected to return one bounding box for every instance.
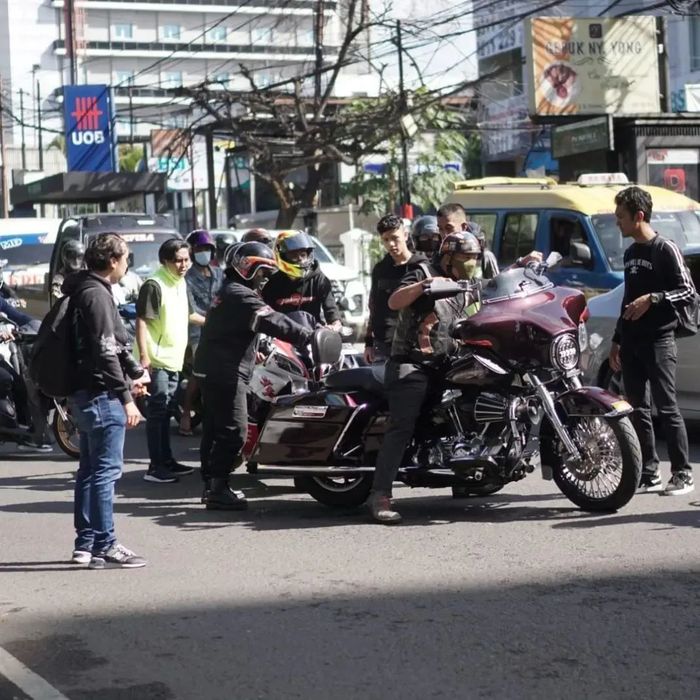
[553,115,700,202]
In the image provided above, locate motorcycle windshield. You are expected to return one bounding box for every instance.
[480,267,553,305]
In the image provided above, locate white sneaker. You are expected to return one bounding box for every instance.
[662,471,694,496]
[71,550,91,565]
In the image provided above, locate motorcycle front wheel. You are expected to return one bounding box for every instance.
[296,474,373,508]
[52,402,80,459]
[550,415,641,512]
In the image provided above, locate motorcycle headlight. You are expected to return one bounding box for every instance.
[550,333,579,371]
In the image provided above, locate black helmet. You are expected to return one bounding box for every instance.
[241,228,272,246]
[215,232,237,262]
[60,239,85,274]
[438,231,481,258]
[224,241,277,281]
[411,216,441,253]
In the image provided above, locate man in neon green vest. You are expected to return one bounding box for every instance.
[136,238,201,483]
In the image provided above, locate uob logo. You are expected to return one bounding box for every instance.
[70,96,105,145]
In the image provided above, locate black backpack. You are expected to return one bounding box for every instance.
[651,236,700,338]
[29,295,78,397]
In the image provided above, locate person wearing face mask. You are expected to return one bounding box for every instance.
[193,242,315,510]
[179,230,223,436]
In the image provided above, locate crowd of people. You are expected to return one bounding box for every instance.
[0,185,695,569]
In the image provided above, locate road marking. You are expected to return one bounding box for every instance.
[0,646,70,700]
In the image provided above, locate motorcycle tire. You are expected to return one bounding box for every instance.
[297,474,373,508]
[52,405,80,459]
[552,415,641,512]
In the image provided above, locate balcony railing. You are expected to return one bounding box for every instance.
[53,38,336,56]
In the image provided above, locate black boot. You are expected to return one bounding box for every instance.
[204,477,248,511]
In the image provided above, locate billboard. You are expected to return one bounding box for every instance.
[526,17,660,116]
[63,84,116,172]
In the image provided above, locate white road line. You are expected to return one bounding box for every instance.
[0,646,70,700]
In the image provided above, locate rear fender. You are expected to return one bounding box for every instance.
[555,385,633,418]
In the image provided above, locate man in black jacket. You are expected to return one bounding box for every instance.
[262,231,342,330]
[364,214,427,364]
[609,186,695,496]
[194,241,315,510]
[65,233,148,568]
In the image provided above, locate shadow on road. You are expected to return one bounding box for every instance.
[1,570,697,699]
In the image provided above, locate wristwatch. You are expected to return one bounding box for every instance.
[650,292,665,305]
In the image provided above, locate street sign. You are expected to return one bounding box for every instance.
[63,84,116,172]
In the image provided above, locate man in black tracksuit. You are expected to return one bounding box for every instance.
[609,186,695,496]
[194,242,314,510]
[364,214,427,364]
[262,231,342,330]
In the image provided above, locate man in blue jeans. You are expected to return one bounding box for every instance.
[65,233,147,568]
[136,238,198,483]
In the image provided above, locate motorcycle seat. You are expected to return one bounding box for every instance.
[325,367,385,395]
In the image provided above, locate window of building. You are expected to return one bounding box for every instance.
[162,71,183,88]
[207,26,227,43]
[251,27,274,45]
[113,23,133,40]
[690,18,700,72]
[161,24,181,41]
[115,70,134,86]
[499,213,538,266]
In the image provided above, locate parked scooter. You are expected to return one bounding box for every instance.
[244,256,643,513]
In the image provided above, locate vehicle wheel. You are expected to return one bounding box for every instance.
[52,404,80,459]
[296,474,373,508]
[552,415,641,512]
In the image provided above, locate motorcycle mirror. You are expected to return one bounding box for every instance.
[312,328,342,366]
[545,251,563,268]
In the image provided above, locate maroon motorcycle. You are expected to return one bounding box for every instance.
[246,258,642,513]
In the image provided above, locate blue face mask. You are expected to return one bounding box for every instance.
[194,251,212,267]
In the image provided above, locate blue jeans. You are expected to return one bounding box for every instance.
[69,390,126,554]
[146,367,178,468]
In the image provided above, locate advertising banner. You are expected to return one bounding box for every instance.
[526,17,660,116]
[63,84,116,172]
[551,116,613,158]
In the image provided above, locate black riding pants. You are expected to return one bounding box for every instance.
[620,334,691,476]
[200,379,248,481]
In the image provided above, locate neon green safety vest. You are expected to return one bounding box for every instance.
[143,266,189,372]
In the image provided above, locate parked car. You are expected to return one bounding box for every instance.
[212,229,368,339]
[581,244,700,419]
[445,173,700,298]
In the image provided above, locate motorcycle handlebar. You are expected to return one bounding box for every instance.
[422,278,480,301]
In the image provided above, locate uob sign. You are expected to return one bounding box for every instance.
[63,84,116,172]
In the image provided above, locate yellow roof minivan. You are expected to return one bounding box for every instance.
[445,173,700,295]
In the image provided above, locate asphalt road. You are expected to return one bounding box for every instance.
[0,427,698,700]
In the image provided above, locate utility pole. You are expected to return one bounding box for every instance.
[37,80,45,215]
[396,20,412,218]
[19,89,26,170]
[314,0,325,102]
[66,0,77,84]
[0,76,9,218]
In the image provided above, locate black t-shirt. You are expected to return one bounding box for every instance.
[364,252,427,353]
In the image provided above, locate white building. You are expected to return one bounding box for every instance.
[0,0,359,148]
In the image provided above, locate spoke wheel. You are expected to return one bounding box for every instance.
[552,415,641,512]
[296,474,372,508]
[52,405,80,459]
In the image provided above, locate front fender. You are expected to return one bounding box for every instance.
[556,385,633,418]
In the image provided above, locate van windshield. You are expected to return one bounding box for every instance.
[591,211,700,270]
[0,233,54,268]
[85,232,176,279]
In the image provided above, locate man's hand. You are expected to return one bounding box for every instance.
[622,294,652,321]
[139,353,151,371]
[124,400,143,429]
[363,345,376,364]
[328,320,343,332]
[131,383,150,399]
[609,342,621,373]
[0,329,14,342]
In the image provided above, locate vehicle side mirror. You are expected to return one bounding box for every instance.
[570,242,592,267]
[312,328,342,366]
